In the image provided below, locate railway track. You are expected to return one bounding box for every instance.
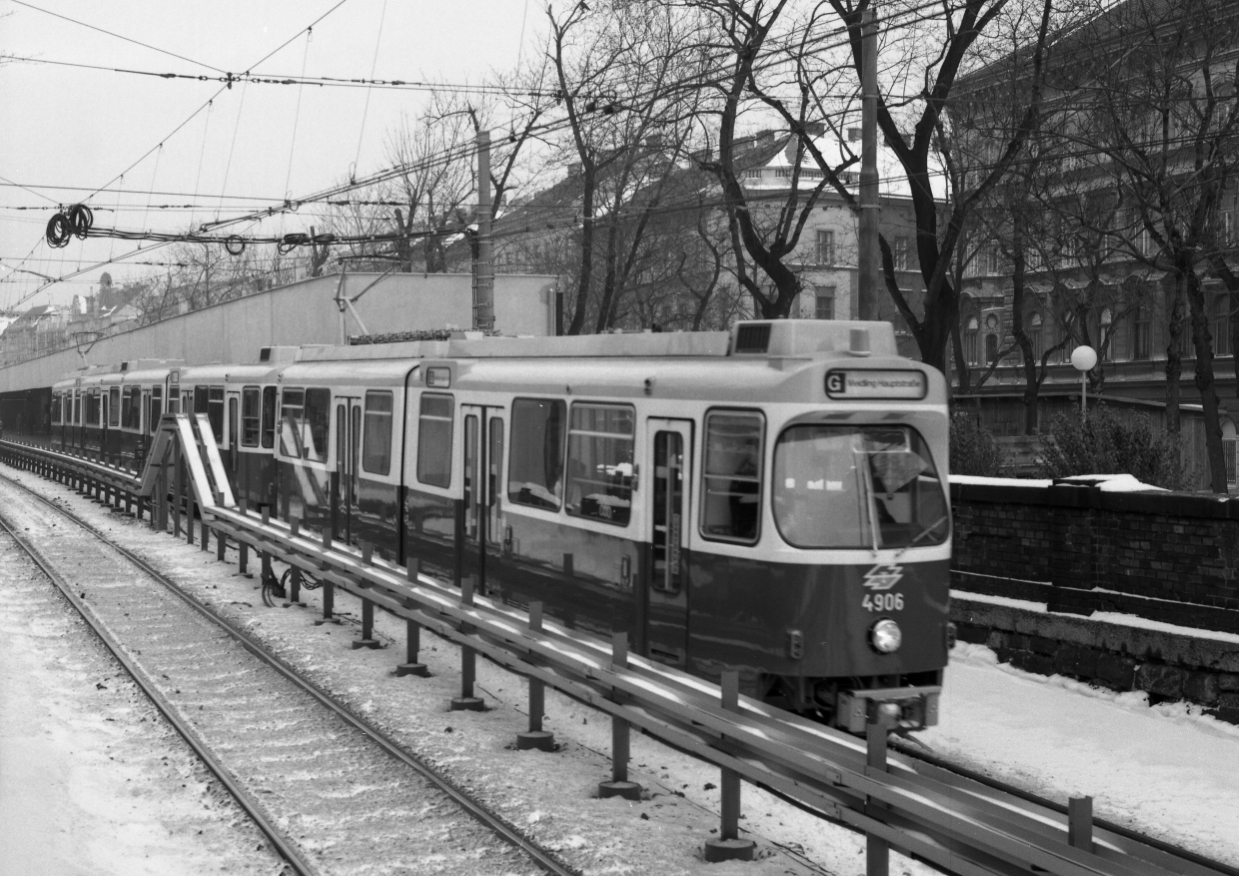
[0,470,579,876]
[4,439,1236,876]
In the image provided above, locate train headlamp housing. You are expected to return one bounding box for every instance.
[869,618,902,654]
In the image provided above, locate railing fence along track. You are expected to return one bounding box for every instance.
[0,421,1231,876]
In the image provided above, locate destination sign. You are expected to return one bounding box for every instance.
[824,369,926,400]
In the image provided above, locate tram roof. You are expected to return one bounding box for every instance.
[290,320,899,363]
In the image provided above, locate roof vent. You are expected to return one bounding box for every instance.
[259,347,271,362]
[120,362,130,372]
[849,327,871,356]
[734,323,772,354]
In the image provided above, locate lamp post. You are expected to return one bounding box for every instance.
[1070,345,1098,421]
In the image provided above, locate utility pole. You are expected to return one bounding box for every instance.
[857,7,879,322]
[473,130,495,332]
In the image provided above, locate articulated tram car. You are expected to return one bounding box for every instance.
[52,360,183,468]
[271,320,951,729]
[47,321,950,728]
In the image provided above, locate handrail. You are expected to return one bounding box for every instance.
[1,430,1228,876]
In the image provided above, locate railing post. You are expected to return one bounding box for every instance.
[866,712,891,876]
[516,601,555,752]
[1069,796,1094,853]
[287,567,303,605]
[598,632,640,800]
[396,559,429,677]
[704,670,756,862]
[450,575,485,711]
[352,544,382,650]
[171,443,182,538]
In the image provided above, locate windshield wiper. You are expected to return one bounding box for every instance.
[895,514,949,560]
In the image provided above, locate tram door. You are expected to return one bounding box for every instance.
[333,396,363,546]
[645,418,693,666]
[227,394,240,476]
[462,405,504,594]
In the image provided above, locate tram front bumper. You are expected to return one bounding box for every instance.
[835,685,941,733]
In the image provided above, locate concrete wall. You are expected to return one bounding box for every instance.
[0,272,557,393]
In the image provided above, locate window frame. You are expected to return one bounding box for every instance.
[241,386,261,448]
[699,408,766,546]
[507,397,568,512]
[362,390,394,476]
[416,392,455,488]
[565,401,635,527]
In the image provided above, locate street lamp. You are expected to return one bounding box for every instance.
[1070,345,1098,420]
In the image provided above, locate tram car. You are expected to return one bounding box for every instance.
[46,321,950,728]
[269,320,951,729]
[52,360,183,470]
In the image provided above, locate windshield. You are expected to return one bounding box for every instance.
[772,424,948,549]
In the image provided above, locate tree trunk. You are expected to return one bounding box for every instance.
[1184,267,1229,492]
[1165,275,1186,436]
[567,168,597,336]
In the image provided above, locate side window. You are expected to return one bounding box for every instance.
[261,386,276,449]
[124,386,141,429]
[508,398,566,511]
[304,388,331,462]
[566,403,634,525]
[73,391,81,425]
[701,410,764,544]
[279,389,305,458]
[416,393,453,487]
[86,391,101,427]
[51,393,61,425]
[241,388,261,447]
[194,386,209,415]
[108,387,121,427]
[208,387,225,443]
[149,387,163,435]
[168,384,180,414]
[362,390,393,475]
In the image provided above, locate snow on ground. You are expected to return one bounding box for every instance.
[924,644,1239,866]
[0,534,285,876]
[3,463,1238,874]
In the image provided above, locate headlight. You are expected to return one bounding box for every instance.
[870,619,902,654]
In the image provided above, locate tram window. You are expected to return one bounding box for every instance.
[241,387,261,447]
[168,385,180,414]
[149,387,162,434]
[194,386,209,415]
[73,392,81,425]
[261,386,276,449]
[566,403,634,526]
[207,387,225,443]
[279,389,305,457]
[108,387,121,427]
[123,386,142,430]
[85,391,101,427]
[362,391,393,475]
[416,393,454,487]
[508,398,566,511]
[701,411,764,544]
[51,393,61,425]
[772,425,948,550]
[304,388,330,461]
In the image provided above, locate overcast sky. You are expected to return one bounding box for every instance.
[0,0,541,310]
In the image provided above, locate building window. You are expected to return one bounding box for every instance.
[815,287,835,320]
[986,242,1000,274]
[1028,313,1043,360]
[1133,307,1150,360]
[893,236,908,271]
[744,168,763,180]
[1214,295,1231,357]
[816,229,835,266]
[964,316,979,365]
[985,333,999,364]
[1100,307,1113,361]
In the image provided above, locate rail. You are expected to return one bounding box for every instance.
[0,426,1230,876]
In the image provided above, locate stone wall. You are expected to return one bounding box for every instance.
[951,480,1239,634]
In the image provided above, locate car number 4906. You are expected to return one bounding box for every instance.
[863,593,904,612]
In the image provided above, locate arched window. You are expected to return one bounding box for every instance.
[985,332,999,364]
[1028,313,1043,360]
[1223,418,1237,484]
[1099,307,1113,360]
[1213,295,1231,357]
[964,316,979,365]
